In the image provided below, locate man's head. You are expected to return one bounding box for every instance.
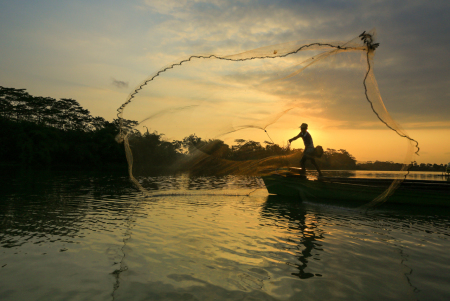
[300,123,308,132]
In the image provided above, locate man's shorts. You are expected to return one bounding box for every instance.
[303,147,315,157]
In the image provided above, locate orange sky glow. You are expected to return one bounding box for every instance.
[1,1,448,165]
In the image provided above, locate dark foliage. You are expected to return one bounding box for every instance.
[357,160,447,172]
[1,86,445,172]
[0,86,126,168]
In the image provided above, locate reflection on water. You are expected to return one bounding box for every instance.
[1,168,449,300]
[262,195,324,279]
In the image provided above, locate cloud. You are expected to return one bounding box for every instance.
[112,78,129,89]
[137,0,450,127]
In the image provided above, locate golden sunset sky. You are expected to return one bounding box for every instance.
[1,0,449,164]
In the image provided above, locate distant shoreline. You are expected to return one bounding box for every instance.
[1,162,446,174]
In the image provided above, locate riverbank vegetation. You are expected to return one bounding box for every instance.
[1,86,447,173]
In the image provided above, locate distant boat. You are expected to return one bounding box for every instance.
[262,169,450,206]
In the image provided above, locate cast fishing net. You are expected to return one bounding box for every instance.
[116,30,419,206]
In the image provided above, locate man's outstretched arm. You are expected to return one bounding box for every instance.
[289,133,302,143]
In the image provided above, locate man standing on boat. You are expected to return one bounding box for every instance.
[289,123,323,177]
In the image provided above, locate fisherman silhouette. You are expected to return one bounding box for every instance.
[289,123,323,177]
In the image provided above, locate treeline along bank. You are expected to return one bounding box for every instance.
[0,86,446,173]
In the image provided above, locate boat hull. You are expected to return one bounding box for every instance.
[262,175,450,206]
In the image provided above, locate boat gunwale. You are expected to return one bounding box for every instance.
[264,174,450,194]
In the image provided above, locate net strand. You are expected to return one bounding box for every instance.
[116,42,366,138]
[359,33,420,208]
[362,51,420,156]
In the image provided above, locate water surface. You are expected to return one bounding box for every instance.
[1,169,449,300]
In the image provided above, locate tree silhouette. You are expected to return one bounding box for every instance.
[1,86,445,172]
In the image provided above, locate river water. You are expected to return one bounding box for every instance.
[1,169,449,301]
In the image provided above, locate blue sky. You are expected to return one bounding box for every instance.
[1,0,449,163]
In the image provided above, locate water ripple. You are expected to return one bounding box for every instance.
[1,170,449,300]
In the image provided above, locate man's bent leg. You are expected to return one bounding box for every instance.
[299,155,307,175]
[310,158,323,177]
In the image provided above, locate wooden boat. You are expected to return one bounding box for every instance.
[262,172,450,206]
